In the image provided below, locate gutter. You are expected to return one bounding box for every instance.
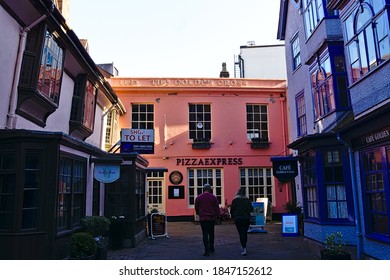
[337,133,363,260]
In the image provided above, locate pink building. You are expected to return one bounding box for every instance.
[109,77,290,219]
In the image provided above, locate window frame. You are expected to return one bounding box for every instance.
[17,22,65,127]
[188,104,212,141]
[295,92,307,137]
[188,168,222,206]
[291,33,302,71]
[56,154,86,234]
[246,104,269,141]
[239,167,274,203]
[344,0,389,83]
[361,146,390,243]
[131,104,154,130]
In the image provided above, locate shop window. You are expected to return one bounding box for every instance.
[239,168,273,203]
[132,104,154,129]
[188,169,222,206]
[18,23,64,127]
[189,104,211,141]
[302,151,319,219]
[57,155,86,233]
[135,169,146,219]
[0,152,16,231]
[345,0,389,83]
[324,150,348,219]
[69,75,97,140]
[362,147,390,241]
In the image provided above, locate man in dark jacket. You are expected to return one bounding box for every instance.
[230,188,254,256]
[195,183,220,256]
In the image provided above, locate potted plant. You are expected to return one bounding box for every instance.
[81,216,111,259]
[321,232,351,260]
[70,232,97,260]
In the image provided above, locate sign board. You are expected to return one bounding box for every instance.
[248,202,267,233]
[150,212,169,240]
[120,129,154,154]
[271,156,298,182]
[282,214,299,236]
[93,164,120,183]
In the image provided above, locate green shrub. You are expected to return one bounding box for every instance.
[81,216,111,237]
[70,232,97,259]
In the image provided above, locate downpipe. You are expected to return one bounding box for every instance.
[337,133,363,259]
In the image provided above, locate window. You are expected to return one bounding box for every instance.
[240,168,273,203]
[291,34,301,70]
[302,0,325,38]
[310,54,336,119]
[362,147,390,241]
[324,150,348,219]
[57,156,86,232]
[70,75,97,139]
[0,152,16,231]
[147,171,164,212]
[296,93,307,136]
[132,104,154,129]
[22,152,42,230]
[246,104,268,141]
[188,169,222,206]
[189,104,211,140]
[302,151,319,219]
[105,110,118,149]
[345,0,389,82]
[18,23,64,126]
[135,169,146,219]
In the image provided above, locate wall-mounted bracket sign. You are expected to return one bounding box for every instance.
[121,128,154,154]
[271,156,298,182]
[94,163,120,183]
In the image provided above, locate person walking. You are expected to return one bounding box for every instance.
[194,183,220,256]
[230,188,254,256]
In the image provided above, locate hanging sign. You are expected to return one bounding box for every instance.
[271,156,298,182]
[94,164,120,183]
[120,128,154,154]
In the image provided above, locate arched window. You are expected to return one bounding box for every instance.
[345,0,389,82]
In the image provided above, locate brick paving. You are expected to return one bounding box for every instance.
[107,221,320,260]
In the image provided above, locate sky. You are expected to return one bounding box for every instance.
[69,0,282,78]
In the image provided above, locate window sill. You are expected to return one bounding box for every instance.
[192,142,211,149]
[250,142,270,149]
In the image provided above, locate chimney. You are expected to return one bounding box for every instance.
[220,62,230,78]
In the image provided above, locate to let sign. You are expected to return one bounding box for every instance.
[120,129,154,154]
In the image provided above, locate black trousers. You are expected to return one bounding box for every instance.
[234,219,251,248]
[200,220,216,253]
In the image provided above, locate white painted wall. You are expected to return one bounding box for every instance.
[239,45,287,79]
[0,7,20,128]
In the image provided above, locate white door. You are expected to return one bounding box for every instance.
[147,171,165,213]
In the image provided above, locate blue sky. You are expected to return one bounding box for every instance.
[69,0,282,78]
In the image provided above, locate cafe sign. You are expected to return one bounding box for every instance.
[271,157,298,182]
[94,164,120,183]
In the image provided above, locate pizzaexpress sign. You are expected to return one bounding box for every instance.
[176,157,243,166]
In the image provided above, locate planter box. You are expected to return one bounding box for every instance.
[192,142,211,149]
[320,250,351,260]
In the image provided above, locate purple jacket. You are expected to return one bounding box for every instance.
[195,192,220,221]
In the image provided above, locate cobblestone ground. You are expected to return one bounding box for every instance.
[108,221,320,260]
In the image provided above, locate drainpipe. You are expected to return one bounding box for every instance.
[6,14,48,129]
[337,133,363,260]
